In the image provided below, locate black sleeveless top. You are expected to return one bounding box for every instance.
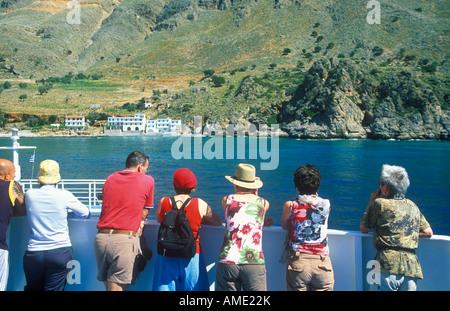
[0,179,14,250]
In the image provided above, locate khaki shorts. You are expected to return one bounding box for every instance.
[94,232,140,285]
[286,252,334,291]
[216,263,267,291]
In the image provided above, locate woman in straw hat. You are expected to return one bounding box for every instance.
[23,160,89,291]
[216,163,273,291]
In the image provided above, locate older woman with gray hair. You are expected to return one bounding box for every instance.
[360,164,433,291]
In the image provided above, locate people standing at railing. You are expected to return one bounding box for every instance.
[0,159,26,291]
[94,151,154,291]
[216,163,273,291]
[360,164,433,291]
[281,164,334,291]
[23,160,89,291]
[152,168,222,291]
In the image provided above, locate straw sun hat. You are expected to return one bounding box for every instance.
[225,163,263,189]
[37,159,61,184]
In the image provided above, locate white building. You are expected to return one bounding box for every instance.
[108,113,146,132]
[65,115,85,128]
[107,114,181,133]
[147,118,181,133]
[144,98,153,109]
[147,119,157,132]
[169,119,181,133]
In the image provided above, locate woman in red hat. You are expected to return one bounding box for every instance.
[153,168,222,291]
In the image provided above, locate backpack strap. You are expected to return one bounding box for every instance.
[170,197,192,212]
[170,197,177,210]
[170,197,198,240]
[182,198,199,240]
[180,198,192,212]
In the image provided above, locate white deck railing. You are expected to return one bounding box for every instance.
[21,179,105,210]
[9,179,449,291]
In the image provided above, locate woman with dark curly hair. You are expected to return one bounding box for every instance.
[281,164,334,291]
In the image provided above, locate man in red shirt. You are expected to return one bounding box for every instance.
[94,151,154,291]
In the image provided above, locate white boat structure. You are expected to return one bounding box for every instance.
[1,129,449,291]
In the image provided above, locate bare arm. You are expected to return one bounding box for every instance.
[201,204,223,226]
[196,198,222,226]
[142,207,149,220]
[360,189,382,234]
[360,197,372,233]
[139,207,149,236]
[281,201,291,230]
[419,226,433,238]
[360,223,371,234]
[263,199,273,226]
[12,181,26,216]
[222,196,227,212]
[155,198,165,223]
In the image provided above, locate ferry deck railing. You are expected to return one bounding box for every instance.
[6,219,450,291]
[10,179,450,291]
[21,179,105,212]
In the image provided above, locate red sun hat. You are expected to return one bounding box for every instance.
[173,168,197,189]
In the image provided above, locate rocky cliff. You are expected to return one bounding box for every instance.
[279,59,449,140]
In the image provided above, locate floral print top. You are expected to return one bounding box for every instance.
[218,195,266,265]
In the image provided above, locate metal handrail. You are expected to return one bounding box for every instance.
[21,179,105,210]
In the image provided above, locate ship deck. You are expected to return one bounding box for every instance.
[6,216,450,291]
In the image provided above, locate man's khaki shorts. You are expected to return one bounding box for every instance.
[286,252,334,291]
[94,232,139,285]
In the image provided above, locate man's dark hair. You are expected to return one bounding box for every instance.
[293,164,321,195]
[125,151,149,168]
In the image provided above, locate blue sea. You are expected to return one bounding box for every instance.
[1,136,449,236]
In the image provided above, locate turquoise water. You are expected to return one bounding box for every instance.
[1,136,449,235]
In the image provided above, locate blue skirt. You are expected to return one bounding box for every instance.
[152,253,210,291]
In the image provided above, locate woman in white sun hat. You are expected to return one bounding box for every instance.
[23,159,89,291]
[216,163,273,291]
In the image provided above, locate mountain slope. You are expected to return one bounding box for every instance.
[0,0,448,139]
[0,0,448,79]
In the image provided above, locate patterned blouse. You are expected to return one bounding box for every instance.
[218,195,266,265]
[288,194,331,256]
[361,198,431,279]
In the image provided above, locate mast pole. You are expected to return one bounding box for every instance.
[11,128,21,182]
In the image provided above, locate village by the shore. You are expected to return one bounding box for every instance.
[0,113,182,138]
[0,112,292,139]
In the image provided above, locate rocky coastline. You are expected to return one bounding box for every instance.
[1,58,449,141]
[278,59,449,140]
